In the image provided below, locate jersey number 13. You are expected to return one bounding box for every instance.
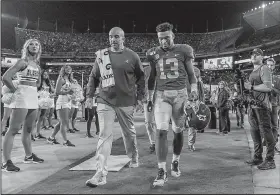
[158,58,179,79]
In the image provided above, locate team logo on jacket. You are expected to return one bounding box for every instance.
[184,100,211,130]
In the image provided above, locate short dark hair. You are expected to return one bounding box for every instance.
[156,22,173,32]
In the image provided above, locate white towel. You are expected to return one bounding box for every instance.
[96,48,115,88]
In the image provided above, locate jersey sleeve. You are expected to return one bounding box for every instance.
[182,44,195,61]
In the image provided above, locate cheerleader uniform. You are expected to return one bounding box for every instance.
[38,83,52,109]
[56,79,71,110]
[9,61,39,109]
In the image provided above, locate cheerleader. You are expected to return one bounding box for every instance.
[68,74,84,132]
[85,86,100,138]
[44,80,56,129]
[47,65,75,147]
[2,39,44,172]
[34,70,54,139]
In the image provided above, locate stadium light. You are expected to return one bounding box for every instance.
[262,4,265,8]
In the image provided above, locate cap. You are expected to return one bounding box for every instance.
[250,48,263,56]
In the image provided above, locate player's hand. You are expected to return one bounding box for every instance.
[147,101,153,112]
[85,98,93,108]
[189,91,198,101]
[244,82,251,90]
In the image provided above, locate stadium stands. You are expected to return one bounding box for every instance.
[15,27,242,54]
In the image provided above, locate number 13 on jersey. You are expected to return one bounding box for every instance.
[158,58,179,79]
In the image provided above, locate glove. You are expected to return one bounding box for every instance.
[147,101,153,112]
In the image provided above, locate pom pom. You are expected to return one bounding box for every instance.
[38,90,50,99]
[2,93,15,105]
[2,80,19,95]
[39,98,53,109]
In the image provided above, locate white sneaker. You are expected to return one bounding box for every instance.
[85,171,107,187]
[153,168,168,187]
[129,161,139,168]
[188,145,195,152]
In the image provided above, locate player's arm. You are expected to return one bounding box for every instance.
[86,60,100,99]
[134,53,145,102]
[2,59,27,93]
[183,45,198,94]
[146,52,157,101]
[253,66,272,92]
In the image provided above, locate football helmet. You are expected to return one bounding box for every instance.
[183,100,211,130]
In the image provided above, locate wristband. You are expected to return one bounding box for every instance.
[251,85,254,91]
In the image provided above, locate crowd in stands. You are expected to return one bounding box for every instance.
[238,25,280,48]
[15,27,242,54]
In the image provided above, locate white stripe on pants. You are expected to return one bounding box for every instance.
[143,102,156,145]
[188,127,196,146]
[185,120,196,146]
[95,103,139,175]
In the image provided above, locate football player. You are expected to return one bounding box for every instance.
[146,22,198,187]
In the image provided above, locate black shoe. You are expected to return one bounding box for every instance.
[31,135,36,141]
[23,153,44,164]
[2,160,20,172]
[42,126,48,130]
[86,134,94,138]
[63,140,75,147]
[35,133,46,140]
[171,160,181,177]
[197,129,204,133]
[47,137,60,144]
[149,144,155,153]
[73,128,80,132]
[237,122,240,127]
[96,132,99,135]
[68,129,75,133]
[1,131,7,136]
[257,160,276,170]
[245,158,263,166]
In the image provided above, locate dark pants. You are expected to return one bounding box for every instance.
[53,109,57,119]
[85,107,89,121]
[219,107,230,133]
[86,106,100,135]
[249,108,275,161]
[236,106,245,126]
[271,106,279,143]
